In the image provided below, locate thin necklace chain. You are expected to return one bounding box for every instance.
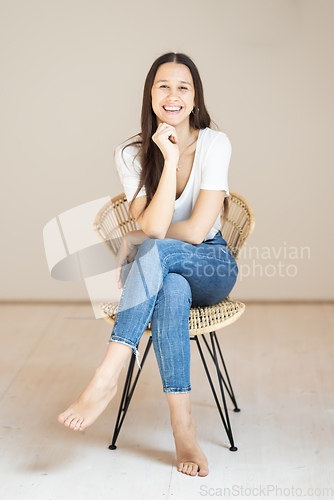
[176,132,198,171]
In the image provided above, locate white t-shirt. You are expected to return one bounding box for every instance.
[114,127,232,241]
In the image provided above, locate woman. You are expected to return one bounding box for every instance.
[58,52,238,477]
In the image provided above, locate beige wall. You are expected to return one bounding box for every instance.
[1,0,333,302]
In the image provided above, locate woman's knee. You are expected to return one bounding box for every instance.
[136,237,160,261]
[158,273,192,306]
[137,237,176,259]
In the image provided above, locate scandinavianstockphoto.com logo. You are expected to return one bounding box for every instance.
[233,241,311,280]
[179,240,311,280]
[43,196,312,318]
[199,484,334,497]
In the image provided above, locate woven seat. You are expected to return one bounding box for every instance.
[98,297,245,335]
[93,190,255,451]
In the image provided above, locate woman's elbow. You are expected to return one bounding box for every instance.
[143,223,166,240]
[149,230,166,240]
[136,219,161,239]
[191,234,204,245]
[187,224,204,245]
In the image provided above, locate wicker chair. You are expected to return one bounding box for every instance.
[93,190,256,451]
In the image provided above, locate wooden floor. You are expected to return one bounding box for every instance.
[0,302,333,500]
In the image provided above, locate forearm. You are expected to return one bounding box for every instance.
[136,159,177,239]
[126,218,199,248]
[125,229,152,246]
[164,219,200,245]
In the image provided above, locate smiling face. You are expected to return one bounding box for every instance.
[151,62,195,127]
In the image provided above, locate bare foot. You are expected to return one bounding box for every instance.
[172,414,209,477]
[57,367,118,431]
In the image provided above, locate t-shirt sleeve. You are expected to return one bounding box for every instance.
[114,145,147,203]
[200,132,231,197]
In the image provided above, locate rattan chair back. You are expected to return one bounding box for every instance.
[93,191,255,260]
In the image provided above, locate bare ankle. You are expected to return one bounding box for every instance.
[94,365,119,386]
[171,413,195,432]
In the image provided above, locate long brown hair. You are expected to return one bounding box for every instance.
[120,52,229,225]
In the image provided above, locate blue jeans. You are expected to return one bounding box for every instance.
[108,230,238,394]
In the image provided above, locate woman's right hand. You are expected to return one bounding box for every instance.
[152,123,180,164]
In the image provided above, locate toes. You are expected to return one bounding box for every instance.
[186,463,198,476]
[58,407,76,424]
[64,414,78,427]
[58,411,85,431]
[64,416,74,427]
[198,466,209,477]
[178,462,187,474]
[57,412,67,423]
[182,464,188,474]
[68,419,76,429]
[73,418,82,431]
[70,417,80,429]
[178,461,201,476]
[183,463,192,475]
[190,464,198,476]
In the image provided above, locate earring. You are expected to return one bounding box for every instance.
[192,107,200,115]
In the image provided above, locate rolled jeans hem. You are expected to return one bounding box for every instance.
[163,386,192,394]
[107,336,142,369]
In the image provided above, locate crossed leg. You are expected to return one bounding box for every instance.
[57,236,237,475]
[57,341,132,431]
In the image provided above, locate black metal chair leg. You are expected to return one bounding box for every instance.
[201,332,240,412]
[109,336,153,450]
[192,332,238,451]
[210,332,238,451]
